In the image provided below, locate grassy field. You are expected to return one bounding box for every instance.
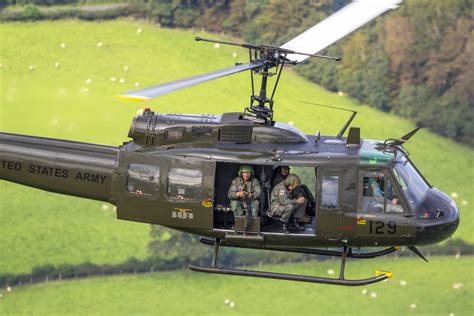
[0,20,473,274]
[0,257,472,315]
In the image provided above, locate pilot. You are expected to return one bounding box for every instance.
[268,174,306,234]
[368,177,403,213]
[228,165,261,217]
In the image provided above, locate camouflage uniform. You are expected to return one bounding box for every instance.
[228,177,261,216]
[269,181,299,223]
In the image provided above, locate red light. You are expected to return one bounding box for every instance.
[144,107,151,111]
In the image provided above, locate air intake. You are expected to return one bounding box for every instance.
[219,123,253,144]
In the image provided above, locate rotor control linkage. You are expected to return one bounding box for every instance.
[189,239,392,286]
[194,37,341,62]
[195,37,341,125]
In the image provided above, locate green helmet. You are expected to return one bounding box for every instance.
[284,174,301,187]
[239,165,254,175]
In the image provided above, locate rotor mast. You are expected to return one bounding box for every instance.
[195,37,339,125]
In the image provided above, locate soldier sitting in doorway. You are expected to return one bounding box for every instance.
[272,166,315,228]
[228,165,261,217]
[268,174,306,234]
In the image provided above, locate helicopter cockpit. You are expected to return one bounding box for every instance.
[390,152,460,244]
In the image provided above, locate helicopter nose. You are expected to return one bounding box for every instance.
[414,189,460,245]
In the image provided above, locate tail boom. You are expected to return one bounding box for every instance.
[0,132,118,202]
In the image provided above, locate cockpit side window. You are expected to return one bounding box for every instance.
[362,171,404,213]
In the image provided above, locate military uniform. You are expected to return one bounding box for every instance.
[269,182,299,223]
[228,177,261,216]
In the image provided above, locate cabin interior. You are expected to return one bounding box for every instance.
[213,162,317,234]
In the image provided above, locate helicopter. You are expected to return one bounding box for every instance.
[0,0,460,286]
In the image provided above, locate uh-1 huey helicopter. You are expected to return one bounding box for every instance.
[0,0,460,286]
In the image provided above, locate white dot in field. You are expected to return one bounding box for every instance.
[399,280,407,286]
[57,88,67,97]
[124,65,129,72]
[136,109,144,116]
[214,43,220,48]
[119,78,125,83]
[97,42,103,48]
[49,117,59,126]
[85,79,92,84]
[361,289,367,295]
[79,87,89,95]
[54,62,60,68]
[224,299,230,305]
[452,282,463,289]
[288,121,294,126]
[449,313,455,316]
[60,43,66,49]
[326,269,335,275]
[0,64,3,69]
[461,200,468,206]
[137,28,143,34]
[6,286,11,292]
[454,251,461,259]
[370,292,377,298]
[110,77,117,82]
[450,192,458,199]
[232,52,237,58]
[101,204,110,211]
[229,301,235,308]
[28,65,35,71]
[410,303,417,309]
[134,82,140,87]
[0,293,3,298]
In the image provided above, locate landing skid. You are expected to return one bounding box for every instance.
[189,238,392,286]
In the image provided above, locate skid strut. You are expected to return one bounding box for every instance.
[189,239,392,286]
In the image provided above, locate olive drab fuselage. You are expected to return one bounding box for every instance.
[0,111,460,251]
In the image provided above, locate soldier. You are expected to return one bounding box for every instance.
[271,166,290,187]
[268,174,306,234]
[228,165,261,217]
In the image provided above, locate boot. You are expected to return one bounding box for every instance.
[293,218,305,230]
[282,222,289,234]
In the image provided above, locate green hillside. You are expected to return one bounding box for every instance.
[0,21,472,274]
[0,257,472,315]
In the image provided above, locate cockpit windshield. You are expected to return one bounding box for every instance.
[392,152,430,210]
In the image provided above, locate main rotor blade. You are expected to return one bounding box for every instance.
[280,0,402,63]
[118,62,264,102]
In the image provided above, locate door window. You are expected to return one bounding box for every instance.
[167,168,203,200]
[127,164,160,196]
[321,176,339,209]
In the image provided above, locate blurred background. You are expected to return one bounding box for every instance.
[0,0,472,315]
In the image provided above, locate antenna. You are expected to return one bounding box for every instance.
[299,101,357,138]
